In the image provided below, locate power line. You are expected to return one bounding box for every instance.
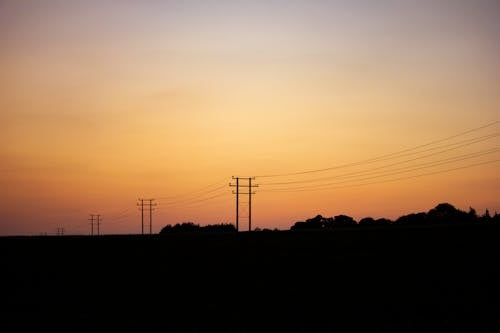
[108,212,134,222]
[261,146,500,187]
[101,207,138,228]
[108,208,134,221]
[157,178,228,201]
[328,147,500,183]
[159,185,228,206]
[255,120,499,178]
[165,192,230,209]
[260,133,498,186]
[261,150,500,192]
[262,159,500,193]
[80,185,230,235]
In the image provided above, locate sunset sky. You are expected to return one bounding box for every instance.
[1,0,499,235]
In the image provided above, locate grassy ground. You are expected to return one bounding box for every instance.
[2,224,500,332]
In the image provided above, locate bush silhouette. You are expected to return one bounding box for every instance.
[359,217,391,226]
[396,212,428,225]
[160,222,236,234]
[291,214,357,230]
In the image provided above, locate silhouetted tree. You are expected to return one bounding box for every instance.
[359,217,375,226]
[292,214,358,230]
[306,215,326,229]
[289,202,491,229]
[202,223,236,232]
[375,218,392,225]
[427,203,471,224]
[468,207,478,219]
[161,222,200,233]
[160,225,173,233]
[321,214,356,229]
[291,215,329,230]
[290,221,308,231]
[255,227,280,232]
[395,212,427,225]
[479,209,492,224]
[322,217,335,229]
[333,214,357,227]
[160,222,236,234]
[359,217,392,226]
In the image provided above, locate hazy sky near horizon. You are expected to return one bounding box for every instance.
[1,0,499,235]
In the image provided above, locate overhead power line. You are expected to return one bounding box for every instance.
[166,191,230,209]
[255,120,499,178]
[158,185,228,207]
[156,178,228,201]
[108,208,134,221]
[262,159,500,193]
[260,146,500,187]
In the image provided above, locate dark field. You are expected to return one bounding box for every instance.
[2,224,500,332]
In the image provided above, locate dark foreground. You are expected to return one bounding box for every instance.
[2,224,500,332]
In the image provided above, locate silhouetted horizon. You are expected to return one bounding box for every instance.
[156,201,499,235]
[3,213,500,332]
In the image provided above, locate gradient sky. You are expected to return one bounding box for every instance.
[1,0,499,235]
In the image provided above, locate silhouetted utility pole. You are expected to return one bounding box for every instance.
[89,214,96,236]
[230,177,258,231]
[249,178,254,232]
[138,199,156,235]
[148,199,155,234]
[56,227,64,236]
[230,177,240,231]
[96,214,101,236]
[89,214,101,236]
[138,199,144,234]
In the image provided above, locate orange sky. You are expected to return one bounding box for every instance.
[1,1,499,235]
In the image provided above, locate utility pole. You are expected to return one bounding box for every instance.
[57,227,64,236]
[148,199,155,235]
[96,214,101,236]
[89,214,101,236]
[138,199,156,235]
[230,177,258,231]
[138,199,144,235]
[230,177,240,231]
[89,214,95,236]
[249,177,253,232]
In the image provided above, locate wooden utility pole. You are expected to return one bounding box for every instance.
[230,177,258,231]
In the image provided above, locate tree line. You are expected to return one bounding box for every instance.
[290,202,499,231]
[159,203,499,234]
[160,222,236,234]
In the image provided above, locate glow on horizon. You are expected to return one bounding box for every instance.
[1,1,499,235]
